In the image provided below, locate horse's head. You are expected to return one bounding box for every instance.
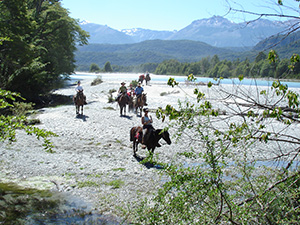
[142,93,147,103]
[159,130,171,145]
[76,91,84,98]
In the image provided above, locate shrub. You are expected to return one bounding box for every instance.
[91,76,103,86]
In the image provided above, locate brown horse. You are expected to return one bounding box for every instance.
[130,126,171,156]
[135,93,147,116]
[145,74,151,85]
[73,91,84,115]
[118,93,130,116]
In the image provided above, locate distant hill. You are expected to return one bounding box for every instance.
[75,39,242,70]
[253,30,300,58]
[75,24,300,71]
[80,16,291,48]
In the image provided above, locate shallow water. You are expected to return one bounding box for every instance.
[0,182,123,225]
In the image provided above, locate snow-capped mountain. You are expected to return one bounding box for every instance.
[79,16,292,47]
[121,28,175,43]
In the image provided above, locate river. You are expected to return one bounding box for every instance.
[70,72,300,88]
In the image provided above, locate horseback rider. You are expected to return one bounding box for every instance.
[127,83,135,97]
[141,107,159,148]
[116,82,130,101]
[145,72,151,85]
[135,82,147,106]
[138,74,145,84]
[75,81,87,105]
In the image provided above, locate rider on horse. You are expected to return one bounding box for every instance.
[75,81,87,104]
[116,82,130,101]
[141,108,160,148]
[135,82,147,106]
[127,83,135,97]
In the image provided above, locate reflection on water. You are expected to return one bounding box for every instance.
[0,182,123,225]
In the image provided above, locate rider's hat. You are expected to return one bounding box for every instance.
[121,82,126,85]
[138,82,141,85]
[77,80,81,84]
[143,108,149,112]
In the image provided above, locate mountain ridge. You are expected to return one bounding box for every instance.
[80,16,291,47]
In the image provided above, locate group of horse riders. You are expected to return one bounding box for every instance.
[138,72,151,85]
[116,81,156,148]
[74,79,155,148]
[116,81,147,107]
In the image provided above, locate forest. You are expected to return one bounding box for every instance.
[89,51,300,80]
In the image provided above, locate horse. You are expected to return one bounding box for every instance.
[145,74,151,85]
[127,90,135,112]
[73,91,85,115]
[135,93,147,116]
[130,126,171,156]
[138,74,145,84]
[118,93,130,116]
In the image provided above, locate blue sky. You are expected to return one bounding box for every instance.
[61,0,299,31]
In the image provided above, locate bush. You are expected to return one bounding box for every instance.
[11,102,34,117]
[91,76,103,86]
[131,80,139,88]
[108,89,117,103]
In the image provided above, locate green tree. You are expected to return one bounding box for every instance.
[104,61,113,72]
[0,0,89,101]
[260,60,273,77]
[210,54,220,68]
[200,57,210,75]
[90,63,101,72]
[255,51,267,63]
[0,89,56,152]
[218,63,230,78]
[155,59,182,75]
[131,1,300,223]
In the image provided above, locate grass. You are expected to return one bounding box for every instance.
[103,106,115,110]
[87,174,103,178]
[105,179,124,189]
[112,168,125,172]
[77,180,100,188]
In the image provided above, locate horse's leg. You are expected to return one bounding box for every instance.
[133,140,136,156]
[135,141,138,155]
[81,105,83,115]
[76,105,79,114]
[120,105,123,116]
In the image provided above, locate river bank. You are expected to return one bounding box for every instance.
[0,73,198,222]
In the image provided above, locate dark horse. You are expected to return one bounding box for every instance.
[135,93,147,116]
[118,93,130,116]
[130,126,171,156]
[138,74,145,84]
[145,74,151,85]
[73,91,84,115]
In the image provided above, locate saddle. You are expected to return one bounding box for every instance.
[133,127,143,142]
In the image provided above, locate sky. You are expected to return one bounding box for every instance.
[61,0,299,31]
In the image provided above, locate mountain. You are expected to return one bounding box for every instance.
[80,21,134,44]
[79,16,291,47]
[168,16,288,47]
[121,28,175,43]
[75,39,240,70]
[253,29,300,58]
